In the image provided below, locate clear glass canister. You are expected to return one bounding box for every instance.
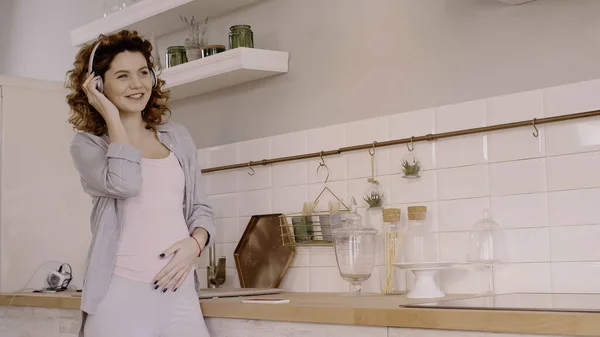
[165,46,188,68]
[380,208,405,295]
[332,198,379,295]
[229,25,254,49]
[404,206,437,263]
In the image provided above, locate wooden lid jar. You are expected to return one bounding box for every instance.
[382,208,401,222]
[407,206,427,221]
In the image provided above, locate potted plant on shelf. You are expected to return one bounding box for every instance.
[401,158,421,179]
[179,15,209,61]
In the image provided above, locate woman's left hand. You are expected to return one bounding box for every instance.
[153,236,203,292]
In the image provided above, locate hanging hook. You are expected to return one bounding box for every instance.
[316,151,330,184]
[247,161,255,176]
[368,141,377,156]
[407,136,415,151]
[368,141,379,185]
[532,118,539,138]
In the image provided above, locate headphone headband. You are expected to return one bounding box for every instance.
[88,41,101,75]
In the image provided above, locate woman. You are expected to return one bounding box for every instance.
[65,29,215,337]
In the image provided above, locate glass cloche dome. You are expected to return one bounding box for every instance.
[467,209,508,293]
[467,209,507,264]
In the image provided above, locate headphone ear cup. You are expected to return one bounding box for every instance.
[97,78,104,93]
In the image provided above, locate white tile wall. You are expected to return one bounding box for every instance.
[198,78,600,295]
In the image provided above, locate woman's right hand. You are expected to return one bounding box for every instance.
[82,72,119,120]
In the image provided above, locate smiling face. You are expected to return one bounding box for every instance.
[102,50,153,115]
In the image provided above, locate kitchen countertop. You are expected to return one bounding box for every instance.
[1,291,600,336]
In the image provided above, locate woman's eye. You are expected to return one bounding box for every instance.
[140,70,149,76]
[118,75,128,79]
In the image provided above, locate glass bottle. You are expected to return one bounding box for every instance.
[229,25,254,49]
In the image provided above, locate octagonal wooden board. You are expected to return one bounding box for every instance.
[234,213,295,288]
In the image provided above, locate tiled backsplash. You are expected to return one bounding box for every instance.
[195,77,600,295]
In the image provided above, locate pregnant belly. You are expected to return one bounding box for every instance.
[113,207,193,284]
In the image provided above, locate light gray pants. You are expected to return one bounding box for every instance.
[84,274,210,337]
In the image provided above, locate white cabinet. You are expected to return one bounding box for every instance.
[0,76,91,292]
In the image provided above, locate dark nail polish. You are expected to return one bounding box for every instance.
[154,285,159,290]
[153,280,157,285]
[162,288,167,293]
[173,288,177,292]
[159,253,165,258]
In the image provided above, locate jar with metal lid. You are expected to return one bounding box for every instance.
[229,25,254,49]
[165,46,187,69]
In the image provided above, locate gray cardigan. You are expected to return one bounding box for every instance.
[69,121,215,318]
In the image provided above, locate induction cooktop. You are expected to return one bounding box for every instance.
[403,293,600,313]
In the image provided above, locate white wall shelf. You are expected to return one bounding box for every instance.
[70,0,262,46]
[160,47,289,101]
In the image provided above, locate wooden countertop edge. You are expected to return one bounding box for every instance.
[1,292,599,336]
[201,303,600,336]
[0,293,81,310]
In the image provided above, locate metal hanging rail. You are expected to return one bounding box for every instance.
[200,109,600,174]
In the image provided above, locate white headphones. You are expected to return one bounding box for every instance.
[88,41,157,93]
[46,263,72,292]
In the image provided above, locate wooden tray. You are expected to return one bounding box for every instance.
[234,214,295,288]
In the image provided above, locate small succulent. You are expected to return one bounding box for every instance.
[363,190,384,208]
[402,159,421,177]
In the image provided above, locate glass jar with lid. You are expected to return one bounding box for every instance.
[332,198,379,295]
[229,25,254,49]
[165,46,188,68]
[380,208,405,295]
[404,206,437,263]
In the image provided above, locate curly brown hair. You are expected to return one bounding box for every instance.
[65,29,170,135]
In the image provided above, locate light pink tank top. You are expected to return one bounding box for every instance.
[113,151,194,285]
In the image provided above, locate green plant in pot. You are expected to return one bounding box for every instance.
[364,189,384,208]
[180,15,209,61]
[401,158,421,179]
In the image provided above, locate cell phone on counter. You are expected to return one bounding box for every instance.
[242,298,290,304]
